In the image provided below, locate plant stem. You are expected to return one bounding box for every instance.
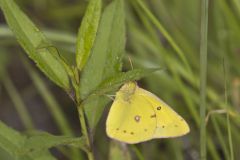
[227,114,234,160]
[200,0,209,159]
[71,64,93,160]
[223,60,234,160]
[77,102,94,160]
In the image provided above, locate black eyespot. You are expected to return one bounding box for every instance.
[157,106,161,110]
[123,130,127,133]
[130,132,134,135]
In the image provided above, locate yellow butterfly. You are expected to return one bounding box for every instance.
[106,81,190,144]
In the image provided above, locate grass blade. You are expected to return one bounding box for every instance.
[2,74,34,130]
[199,0,209,159]
[135,0,192,73]
[223,60,234,160]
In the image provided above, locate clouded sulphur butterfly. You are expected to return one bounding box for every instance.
[106,81,190,144]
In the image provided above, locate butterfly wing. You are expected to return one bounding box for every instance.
[106,86,157,144]
[137,88,190,138]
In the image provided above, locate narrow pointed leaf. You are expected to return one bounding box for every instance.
[0,0,70,89]
[80,0,125,129]
[76,0,102,70]
[94,68,162,95]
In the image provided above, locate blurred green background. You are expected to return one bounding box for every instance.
[0,0,240,159]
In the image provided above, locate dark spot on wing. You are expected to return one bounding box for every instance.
[123,130,127,133]
[130,132,134,135]
[150,114,156,118]
[162,125,165,128]
[157,106,161,110]
[116,128,119,131]
[134,115,141,122]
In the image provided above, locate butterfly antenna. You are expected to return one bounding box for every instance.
[128,56,134,70]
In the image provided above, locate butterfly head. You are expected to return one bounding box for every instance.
[118,81,137,102]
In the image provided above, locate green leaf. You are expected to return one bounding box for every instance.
[0,121,56,160]
[21,131,87,154]
[0,148,14,160]
[94,68,162,95]
[80,0,125,129]
[20,150,56,160]
[0,121,85,159]
[0,121,25,157]
[0,0,70,90]
[76,0,102,70]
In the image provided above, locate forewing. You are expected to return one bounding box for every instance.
[106,89,156,144]
[137,88,190,138]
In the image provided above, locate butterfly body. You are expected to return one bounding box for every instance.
[106,82,190,144]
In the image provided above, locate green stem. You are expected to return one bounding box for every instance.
[200,0,209,159]
[212,117,229,159]
[71,61,94,160]
[77,103,94,160]
[223,60,234,160]
[227,114,234,160]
